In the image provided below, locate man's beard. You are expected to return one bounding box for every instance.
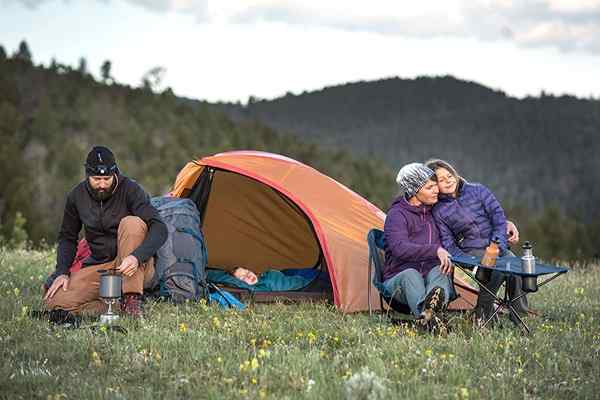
[88,177,117,202]
[92,188,112,201]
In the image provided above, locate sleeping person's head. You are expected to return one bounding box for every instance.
[233,267,258,285]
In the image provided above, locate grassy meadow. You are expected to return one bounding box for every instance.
[0,247,599,400]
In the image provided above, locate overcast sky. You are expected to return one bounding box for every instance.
[1,0,599,102]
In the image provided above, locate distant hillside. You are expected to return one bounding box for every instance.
[213,76,600,219]
[0,54,394,243]
[1,44,598,260]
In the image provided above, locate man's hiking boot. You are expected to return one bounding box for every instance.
[34,309,82,327]
[420,286,446,321]
[121,293,143,318]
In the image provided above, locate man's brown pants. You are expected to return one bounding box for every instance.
[44,216,155,314]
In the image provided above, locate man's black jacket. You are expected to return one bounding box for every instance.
[48,174,167,284]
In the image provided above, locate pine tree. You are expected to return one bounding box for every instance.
[77,57,88,75]
[100,60,112,83]
[14,40,32,63]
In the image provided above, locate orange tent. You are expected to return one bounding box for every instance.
[170,150,476,313]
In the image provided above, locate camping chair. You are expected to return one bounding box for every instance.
[367,229,412,317]
[367,228,461,318]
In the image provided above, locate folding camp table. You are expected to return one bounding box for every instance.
[451,255,568,335]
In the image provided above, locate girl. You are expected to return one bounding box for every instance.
[425,159,528,323]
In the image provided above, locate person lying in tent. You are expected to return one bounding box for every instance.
[232,267,258,285]
[208,267,319,292]
[383,162,454,330]
[43,146,167,318]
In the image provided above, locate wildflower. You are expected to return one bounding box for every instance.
[212,317,221,328]
[250,357,259,370]
[344,367,387,400]
[13,287,20,297]
[257,349,270,359]
[307,331,317,344]
[459,387,469,399]
[251,377,257,385]
[239,360,250,372]
[179,323,188,333]
[91,351,102,367]
[575,287,584,295]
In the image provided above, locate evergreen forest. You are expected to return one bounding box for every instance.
[1,41,598,262]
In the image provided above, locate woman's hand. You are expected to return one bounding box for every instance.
[507,220,520,245]
[437,247,453,275]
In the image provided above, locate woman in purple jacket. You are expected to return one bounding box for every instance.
[425,159,528,323]
[383,163,454,328]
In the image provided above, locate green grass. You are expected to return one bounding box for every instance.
[1,248,599,400]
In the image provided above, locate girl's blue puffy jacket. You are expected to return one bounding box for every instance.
[432,181,508,258]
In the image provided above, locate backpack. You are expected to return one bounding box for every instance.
[149,196,208,303]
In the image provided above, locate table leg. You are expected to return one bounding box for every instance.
[455,264,531,334]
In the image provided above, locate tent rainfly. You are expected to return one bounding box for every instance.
[170,150,477,313]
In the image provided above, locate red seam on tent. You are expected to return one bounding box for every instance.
[201,159,341,308]
[213,152,385,217]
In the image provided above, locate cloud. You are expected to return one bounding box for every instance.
[230,0,600,54]
[6,0,209,21]
[126,0,208,20]
[7,0,600,54]
[461,1,600,53]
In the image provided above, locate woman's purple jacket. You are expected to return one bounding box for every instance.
[383,196,441,281]
[432,181,508,258]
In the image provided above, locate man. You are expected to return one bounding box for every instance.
[43,146,167,317]
[383,163,453,328]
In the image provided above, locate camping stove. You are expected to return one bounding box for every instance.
[98,269,122,325]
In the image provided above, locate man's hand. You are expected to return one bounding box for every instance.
[507,220,520,245]
[116,255,140,277]
[43,274,69,300]
[437,247,453,275]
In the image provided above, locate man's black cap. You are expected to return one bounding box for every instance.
[85,146,118,176]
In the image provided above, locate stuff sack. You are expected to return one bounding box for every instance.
[150,196,208,303]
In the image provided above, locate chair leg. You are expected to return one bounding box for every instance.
[368,256,373,316]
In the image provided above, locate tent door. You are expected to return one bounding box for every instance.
[187,167,215,227]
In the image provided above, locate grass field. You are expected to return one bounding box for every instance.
[1,248,599,399]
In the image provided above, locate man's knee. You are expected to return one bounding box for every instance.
[118,216,147,235]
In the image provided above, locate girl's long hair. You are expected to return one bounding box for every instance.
[424,159,465,196]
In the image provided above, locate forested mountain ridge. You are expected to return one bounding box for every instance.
[212,76,599,220]
[1,42,598,261]
[0,53,394,245]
